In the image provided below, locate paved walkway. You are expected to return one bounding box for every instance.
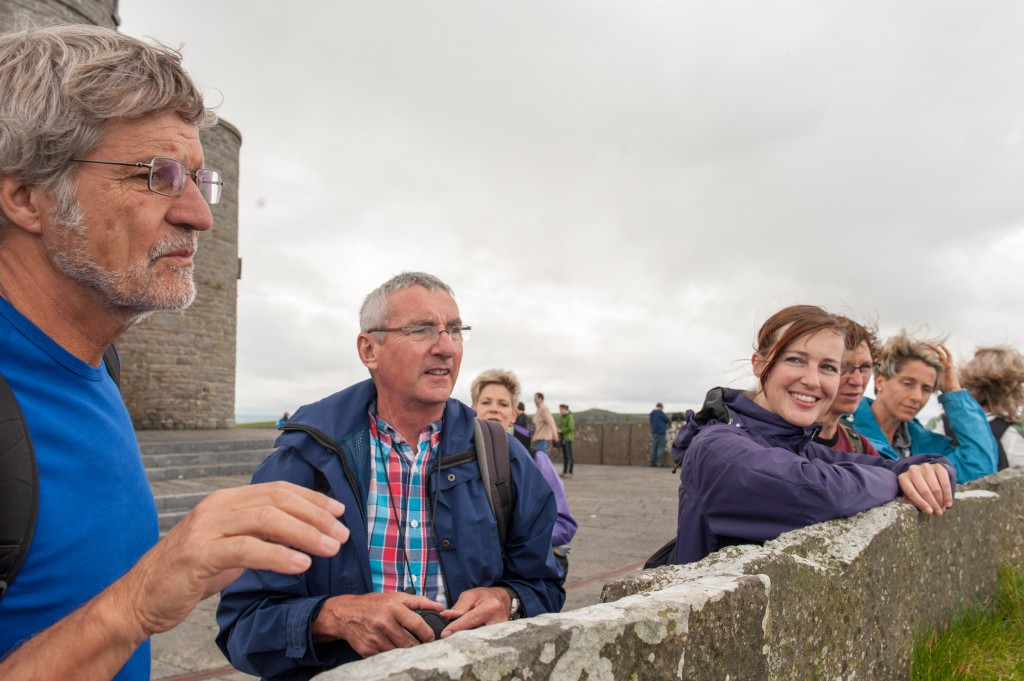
[150,457,681,680]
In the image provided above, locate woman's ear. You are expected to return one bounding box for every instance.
[751,351,766,379]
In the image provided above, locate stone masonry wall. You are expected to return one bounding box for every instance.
[318,467,1024,681]
[0,0,118,31]
[554,422,682,467]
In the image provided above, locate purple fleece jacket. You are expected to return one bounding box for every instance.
[532,449,578,546]
[672,388,955,565]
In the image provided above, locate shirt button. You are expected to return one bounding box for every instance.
[411,574,418,583]
[410,519,419,528]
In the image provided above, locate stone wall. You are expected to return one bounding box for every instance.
[318,467,1024,680]
[0,0,118,30]
[554,422,681,467]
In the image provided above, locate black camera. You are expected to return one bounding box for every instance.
[415,610,454,640]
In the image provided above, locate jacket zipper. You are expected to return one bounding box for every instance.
[282,423,367,528]
[427,448,475,605]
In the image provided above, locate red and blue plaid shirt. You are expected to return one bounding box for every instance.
[366,407,446,606]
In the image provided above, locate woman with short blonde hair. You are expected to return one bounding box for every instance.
[852,331,998,482]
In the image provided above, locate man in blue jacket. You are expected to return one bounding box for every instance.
[649,403,671,467]
[217,272,564,680]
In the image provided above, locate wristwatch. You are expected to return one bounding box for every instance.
[497,585,522,620]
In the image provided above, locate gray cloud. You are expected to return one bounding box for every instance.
[120,0,1024,419]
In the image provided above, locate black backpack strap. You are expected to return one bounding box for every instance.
[989,418,1011,471]
[0,371,38,603]
[102,344,121,388]
[644,537,677,569]
[474,419,513,551]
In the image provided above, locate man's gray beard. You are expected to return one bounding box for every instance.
[47,199,198,322]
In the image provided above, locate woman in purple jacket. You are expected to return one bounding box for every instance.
[472,369,578,578]
[673,305,956,565]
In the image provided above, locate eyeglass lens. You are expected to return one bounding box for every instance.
[151,157,223,205]
[409,325,469,342]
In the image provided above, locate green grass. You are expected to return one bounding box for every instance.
[912,565,1024,680]
[236,420,277,429]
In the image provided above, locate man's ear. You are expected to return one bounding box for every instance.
[357,332,378,371]
[0,176,48,235]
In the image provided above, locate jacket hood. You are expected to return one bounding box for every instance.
[672,387,817,464]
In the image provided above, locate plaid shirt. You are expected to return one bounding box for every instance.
[366,407,446,606]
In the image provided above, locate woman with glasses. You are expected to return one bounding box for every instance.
[852,332,999,483]
[672,305,955,565]
[812,318,881,456]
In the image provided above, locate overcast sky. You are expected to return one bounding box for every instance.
[119,1,1024,420]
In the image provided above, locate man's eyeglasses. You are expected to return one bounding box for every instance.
[367,324,472,343]
[842,363,875,377]
[71,157,224,205]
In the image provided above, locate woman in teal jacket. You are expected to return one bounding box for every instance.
[852,331,997,483]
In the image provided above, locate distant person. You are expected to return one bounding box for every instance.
[0,25,347,681]
[531,391,559,453]
[953,345,1024,468]
[673,305,955,565]
[557,404,575,478]
[649,403,671,467]
[513,401,533,451]
[812,318,881,455]
[276,411,290,429]
[217,273,563,679]
[471,370,578,578]
[852,331,998,483]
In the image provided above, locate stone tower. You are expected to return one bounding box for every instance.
[0,0,241,429]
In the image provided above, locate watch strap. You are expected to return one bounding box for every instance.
[497,584,522,620]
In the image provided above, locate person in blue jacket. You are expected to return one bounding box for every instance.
[649,403,671,467]
[852,331,998,483]
[673,305,956,565]
[216,272,564,680]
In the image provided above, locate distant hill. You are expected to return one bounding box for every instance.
[572,409,647,425]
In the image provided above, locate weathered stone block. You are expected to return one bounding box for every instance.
[601,424,631,466]
[320,574,770,681]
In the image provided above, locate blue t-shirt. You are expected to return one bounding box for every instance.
[0,298,157,681]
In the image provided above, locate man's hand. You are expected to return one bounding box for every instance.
[312,592,444,657]
[438,586,512,638]
[898,463,954,515]
[0,481,348,681]
[117,481,349,640]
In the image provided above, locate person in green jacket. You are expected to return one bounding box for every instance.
[557,404,575,478]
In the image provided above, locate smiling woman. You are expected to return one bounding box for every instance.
[668,305,958,566]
